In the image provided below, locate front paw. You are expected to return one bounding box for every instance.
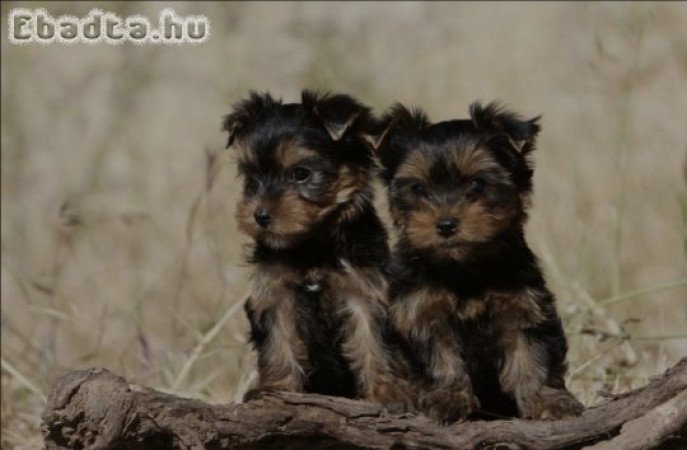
[242,386,283,402]
[366,380,418,414]
[524,389,584,420]
[419,388,479,424]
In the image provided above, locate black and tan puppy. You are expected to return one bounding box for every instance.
[223,91,416,411]
[370,102,584,423]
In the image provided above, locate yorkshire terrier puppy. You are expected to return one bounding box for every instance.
[223,91,416,411]
[370,102,584,423]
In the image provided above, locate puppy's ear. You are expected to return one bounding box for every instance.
[301,90,371,141]
[470,101,541,154]
[366,103,429,176]
[222,92,279,148]
[368,103,429,151]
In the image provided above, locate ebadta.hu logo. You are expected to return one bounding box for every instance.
[8,8,210,44]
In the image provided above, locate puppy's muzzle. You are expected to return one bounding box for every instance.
[436,218,458,238]
[254,207,273,228]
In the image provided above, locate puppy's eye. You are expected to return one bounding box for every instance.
[411,182,427,198]
[245,177,259,191]
[468,177,486,195]
[290,166,311,183]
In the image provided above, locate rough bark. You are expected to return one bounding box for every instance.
[42,359,687,450]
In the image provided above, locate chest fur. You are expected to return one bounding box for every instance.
[391,286,546,336]
[249,262,387,314]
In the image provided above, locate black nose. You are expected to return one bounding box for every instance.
[254,208,272,228]
[436,219,457,237]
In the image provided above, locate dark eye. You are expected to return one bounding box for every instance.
[291,166,311,183]
[468,177,486,195]
[245,177,259,191]
[411,182,427,198]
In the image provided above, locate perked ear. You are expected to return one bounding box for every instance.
[301,90,371,141]
[469,101,541,154]
[363,104,429,182]
[221,91,280,149]
[366,103,429,152]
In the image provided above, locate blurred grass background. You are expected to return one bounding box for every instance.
[1,1,686,447]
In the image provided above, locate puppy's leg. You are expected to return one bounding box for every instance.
[392,289,478,423]
[415,321,477,423]
[497,291,583,420]
[332,269,418,413]
[499,332,583,419]
[244,270,309,399]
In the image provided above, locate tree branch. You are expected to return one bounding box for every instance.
[42,359,687,449]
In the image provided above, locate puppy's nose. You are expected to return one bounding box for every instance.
[254,208,272,228]
[436,219,457,237]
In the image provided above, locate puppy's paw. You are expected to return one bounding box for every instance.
[537,396,584,420]
[419,388,479,425]
[242,386,282,402]
[523,389,584,420]
[366,380,419,415]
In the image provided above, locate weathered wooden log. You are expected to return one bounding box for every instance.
[42,358,687,449]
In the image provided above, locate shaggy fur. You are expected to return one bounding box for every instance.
[370,101,584,423]
[224,91,418,411]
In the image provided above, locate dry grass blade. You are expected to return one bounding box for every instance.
[171,293,250,391]
[599,279,687,306]
[0,358,47,403]
[2,2,685,444]
[571,282,639,366]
